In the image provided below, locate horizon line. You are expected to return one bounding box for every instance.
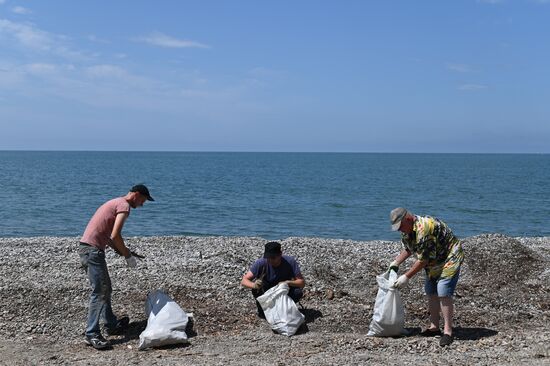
[0,149,549,155]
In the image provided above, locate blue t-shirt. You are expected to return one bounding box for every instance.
[250,255,302,289]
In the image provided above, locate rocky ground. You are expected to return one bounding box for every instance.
[0,234,549,365]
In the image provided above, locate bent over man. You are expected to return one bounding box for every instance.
[79,184,154,349]
[388,207,464,347]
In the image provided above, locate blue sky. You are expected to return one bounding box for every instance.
[0,1,549,152]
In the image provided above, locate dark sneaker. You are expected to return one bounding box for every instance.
[85,334,110,350]
[420,328,442,337]
[105,316,129,336]
[440,334,454,346]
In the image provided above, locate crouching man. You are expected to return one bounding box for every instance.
[241,241,305,318]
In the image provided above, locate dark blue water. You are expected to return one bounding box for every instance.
[0,151,549,240]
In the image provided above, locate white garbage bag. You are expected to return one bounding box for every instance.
[138,290,190,350]
[367,270,405,336]
[256,283,305,336]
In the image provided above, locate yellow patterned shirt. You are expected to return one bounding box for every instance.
[401,215,464,279]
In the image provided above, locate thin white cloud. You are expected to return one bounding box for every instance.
[0,18,90,60]
[0,0,6,5]
[447,63,473,73]
[0,19,53,51]
[1,58,275,144]
[1,58,255,114]
[12,6,31,14]
[136,31,210,49]
[458,84,487,91]
[2,61,161,107]
[1,21,254,118]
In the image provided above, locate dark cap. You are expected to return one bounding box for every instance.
[130,184,154,201]
[263,241,282,258]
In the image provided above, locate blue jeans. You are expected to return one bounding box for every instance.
[79,243,119,337]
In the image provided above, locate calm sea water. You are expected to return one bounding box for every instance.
[0,151,549,240]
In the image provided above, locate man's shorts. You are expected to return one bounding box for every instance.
[424,269,460,297]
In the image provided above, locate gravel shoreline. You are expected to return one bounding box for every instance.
[0,234,549,365]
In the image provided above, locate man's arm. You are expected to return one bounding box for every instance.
[404,259,428,279]
[282,274,305,288]
[109,212,131,257]
[241,270,257,289]
[284,259,305,288]
[393,249,412,265]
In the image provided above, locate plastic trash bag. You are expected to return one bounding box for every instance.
[367,270,405,336]
[138,290,190,350]
[256,283,305,336]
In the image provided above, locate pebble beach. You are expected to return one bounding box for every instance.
[0,234,549,365]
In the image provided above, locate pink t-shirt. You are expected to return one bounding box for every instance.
[81,197,131,250]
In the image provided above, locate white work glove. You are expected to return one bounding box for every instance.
[253,279,263,290]
[388,260,399,273]
[125,255,137,268]
[392,274,410,289]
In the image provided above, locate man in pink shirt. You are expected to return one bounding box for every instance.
[79,184,154,349]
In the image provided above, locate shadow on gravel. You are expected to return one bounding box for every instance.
[295,323,310,335]
[404,327,422,337]
[300,308,323,324]
[109,320,147,345]
[453,327,498,340]
[400,327,497,340]
[290,308,323,335]
[140,343,191,351]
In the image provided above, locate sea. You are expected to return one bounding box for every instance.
[0,151,549,240]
